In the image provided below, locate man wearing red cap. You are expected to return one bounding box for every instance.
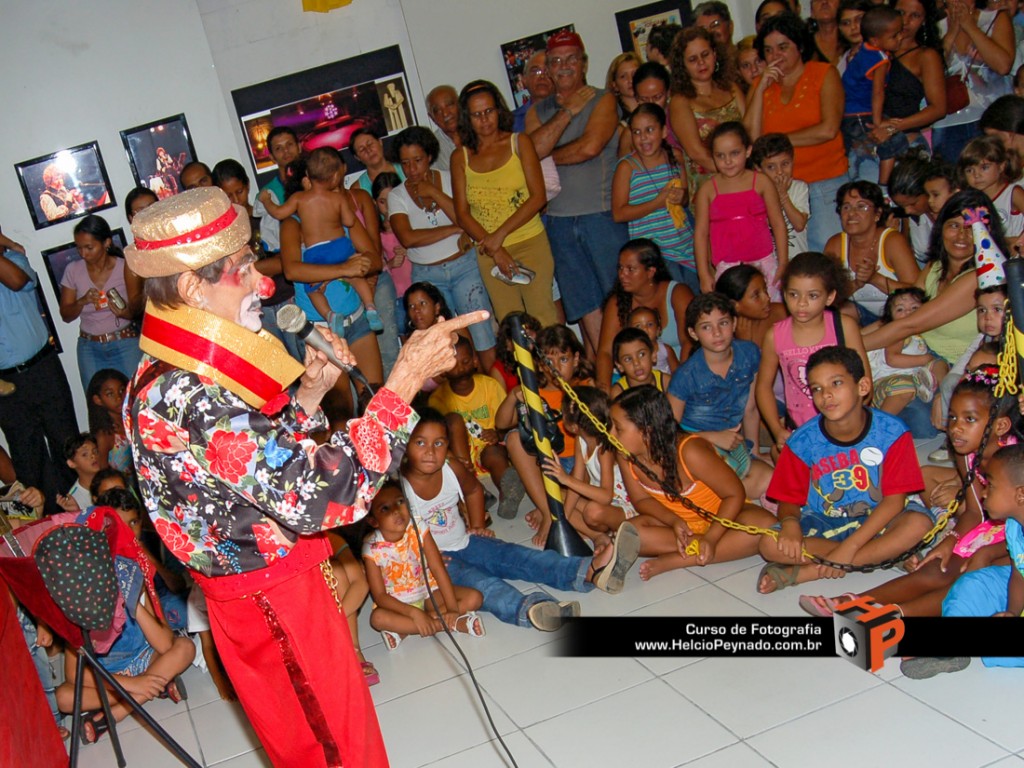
[124,187,488,767]
[525,30,628,354]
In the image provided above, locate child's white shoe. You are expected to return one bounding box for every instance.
[456,611,486,637]
[381,630,403,651]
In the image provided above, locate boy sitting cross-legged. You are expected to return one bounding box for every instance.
[757,345,940,594]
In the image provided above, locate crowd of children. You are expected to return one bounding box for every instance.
[15,6,1024,749]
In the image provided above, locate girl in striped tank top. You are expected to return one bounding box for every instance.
[612,104,698,292]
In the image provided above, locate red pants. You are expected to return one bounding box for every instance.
[196,537,388,767]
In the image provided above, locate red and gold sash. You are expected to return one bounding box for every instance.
[139,304,305,409]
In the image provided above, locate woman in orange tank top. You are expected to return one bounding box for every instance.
[744,12,849,252]
[612,386,776,581]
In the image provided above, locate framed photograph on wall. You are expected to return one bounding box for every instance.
[120,114,197,200]
[499,24,576,108]
[615,1,692,61]
[232,45,415,187]
[14,142,116,230]
[40,229,127,297]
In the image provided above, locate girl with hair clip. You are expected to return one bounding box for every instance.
[958,135,1024,238]
[60,214,144,390]
[611,385,776,580]
[612,103,696,291]
[496,324,593,546]
[799,367,1021,633]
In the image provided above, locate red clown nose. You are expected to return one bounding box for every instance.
[257,276,276,300]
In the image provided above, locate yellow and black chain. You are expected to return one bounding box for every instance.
[523,336,982,574]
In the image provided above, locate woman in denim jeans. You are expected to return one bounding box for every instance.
[387,126,497,372]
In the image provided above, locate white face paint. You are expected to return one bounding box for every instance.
[239,294,263,332]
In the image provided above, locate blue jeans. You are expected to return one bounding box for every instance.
[806,173,849,253]
[932,120,981,164]
[842,115,880,185]
[411,251,496,352]
[895,396,939,440]
[664,259,701,295]
[77,334,143,391]
[18,605,60,725]
[444,535,592,626]
[545,211,627,322]
[373,271,400,378]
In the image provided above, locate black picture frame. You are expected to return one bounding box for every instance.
[500,24,576,108]
[119,114,197,200]
[231,45,414,188]
[14,142,117,230]
[615,1,693,61]
[40,229,127,298]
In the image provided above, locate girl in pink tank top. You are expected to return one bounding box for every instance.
[755,252,871,450]
[693,122,789,296]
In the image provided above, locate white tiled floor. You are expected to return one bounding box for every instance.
[69,436,1023,767]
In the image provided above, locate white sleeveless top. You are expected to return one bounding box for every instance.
[579,436,636,517]
[401,463,469,552]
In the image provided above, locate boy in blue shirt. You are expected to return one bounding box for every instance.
[667,292,769,502]
[841,5,904,183]
[758,346,936,594]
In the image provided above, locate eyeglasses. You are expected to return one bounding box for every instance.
[527,67,546,76]
[548,53,582,67]
[840,202,874,214]
[700,18,724,30]
[469,107,497,120]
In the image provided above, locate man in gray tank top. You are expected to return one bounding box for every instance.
[525,30,628,353]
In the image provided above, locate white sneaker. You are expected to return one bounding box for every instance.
[927,447,950,464]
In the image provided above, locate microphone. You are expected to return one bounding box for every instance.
[275,304,372,390]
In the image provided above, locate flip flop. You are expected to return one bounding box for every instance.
[798,592,858,617]
[457,611,486,637]
[381,630,403,651]
[360,660,381,686]
[593,522,641,594]
[756,562,801,594]
[158,674,188,704]
[78,709,109,745]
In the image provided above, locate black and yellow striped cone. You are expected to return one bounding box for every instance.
[1006,258,1024,384]
[508,315,592,557]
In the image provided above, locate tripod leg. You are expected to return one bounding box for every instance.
[68,651,86,768]
[91,655,127,768]
[80,645,202,768]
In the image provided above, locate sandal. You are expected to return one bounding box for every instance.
[381,630,403,651]
[360,660,380,686]
[78,709,109,745]
[756,562,801,594]
[456,611,486,637]
[592,522,641,594]
[158,674,188,704]
[798,592,858,617]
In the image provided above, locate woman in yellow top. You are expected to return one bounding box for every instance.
[451,79,556,326]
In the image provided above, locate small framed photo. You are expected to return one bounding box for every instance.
[500,25,575,108]
[615,1,692,61]
[120,114,197,200]
[14,142,116,230]
[40,229,127,297]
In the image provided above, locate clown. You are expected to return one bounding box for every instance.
[123,187,486,768]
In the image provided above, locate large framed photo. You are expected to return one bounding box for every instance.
[120,114,197,200]
[231,46,415,188]
[14,142,116,230]
[40,229,127,297]
[615,1,692,61]
[500,24,575,108]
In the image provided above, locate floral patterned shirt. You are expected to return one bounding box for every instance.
[126,355,417,577]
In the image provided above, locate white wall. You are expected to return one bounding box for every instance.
[0,0,242,427]
[0,0,754,432]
